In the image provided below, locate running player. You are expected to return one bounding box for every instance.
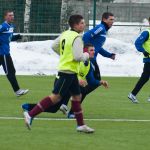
[128,17,150,103]
[23,14,94,133]
[22,44,109,118]
[80,12,116,101]
[0,10,29,96]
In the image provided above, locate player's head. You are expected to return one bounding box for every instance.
[84,43,95,58]
[4,10,14,23]
[102,12,114,28]
[68,14,85,33]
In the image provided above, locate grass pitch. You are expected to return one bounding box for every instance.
[0,75,150,150]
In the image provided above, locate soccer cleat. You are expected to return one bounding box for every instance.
[16,89,29,97]
[128,93,139,103]
[77,125,95,133]
[23,111,33,130]
[147,96,150,102]
[22,103,30,112]
[67,113,75,119]
[59,104,68,115]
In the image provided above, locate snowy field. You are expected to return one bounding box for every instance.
[0,37,143,77]
[0,22,148,77]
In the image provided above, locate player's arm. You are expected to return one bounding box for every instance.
[86,66,108,88]
[0,24,6,33]
[98,47,116,60]
[72,36,89,61]
[51,35,61,55]
[90,26,104,38]
[135,31,149,56]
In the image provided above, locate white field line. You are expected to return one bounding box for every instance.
[0,116,150,122]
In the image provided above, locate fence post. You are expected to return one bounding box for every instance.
[93,0,96,27]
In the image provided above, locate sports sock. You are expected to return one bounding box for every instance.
[71,100,84,126]
[29,96,54,117]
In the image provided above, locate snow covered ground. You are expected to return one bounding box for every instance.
[1,22,147,77]
[0,37,144,77]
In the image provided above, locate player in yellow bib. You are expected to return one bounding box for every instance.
[22,44,109,119]
[128,17,150,103]
[23,15,94,133]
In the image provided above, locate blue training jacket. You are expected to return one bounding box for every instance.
[86,61,100,87]
[0,21,17,55]
[83,21,113,61]
[135,30,150,63]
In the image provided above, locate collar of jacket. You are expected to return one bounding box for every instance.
[101,21,110,31]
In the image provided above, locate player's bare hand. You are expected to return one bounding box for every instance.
[79,80,87,87]
[100,80,109,88]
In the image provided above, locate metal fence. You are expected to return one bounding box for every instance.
[0,0,150,41]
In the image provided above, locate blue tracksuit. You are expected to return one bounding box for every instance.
[86,61,100,87]
[0,21,18,55]
[83,21,113,61]
[135,30,150,63]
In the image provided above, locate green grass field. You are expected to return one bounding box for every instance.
[0,75,150,150]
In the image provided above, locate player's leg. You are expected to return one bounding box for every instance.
[69,75,94,133]
[68,60,100,117]
[68,84,99,118]
[23,72,74,129]
[1,55,28,96]
[128,62,150,103]
[22,101,62,113]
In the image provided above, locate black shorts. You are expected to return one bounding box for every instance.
[52,72,80,97]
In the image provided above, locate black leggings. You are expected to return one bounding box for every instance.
[132,62,150,96]
[0,55,20,92]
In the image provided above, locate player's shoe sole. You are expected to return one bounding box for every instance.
[23,111,32,130]
[77,125,95,133]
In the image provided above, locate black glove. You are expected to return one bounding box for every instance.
[143,51,149,57]
[111,53,116,60]
[15,34,22,40]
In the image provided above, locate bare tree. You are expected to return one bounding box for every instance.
[60,0,72,32]
[23,0,31,41]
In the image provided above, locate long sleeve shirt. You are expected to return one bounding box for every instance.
[52,34,89,62]
[0,21,14,55]
[86,62,100,87]
[135,30,150,63]
[83,21,113,61]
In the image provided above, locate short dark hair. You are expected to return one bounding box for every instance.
[148,17,150,22]
[102,12,114,20]
[4,10,13,17]
[84,43,94,49]
[68,14,83,28]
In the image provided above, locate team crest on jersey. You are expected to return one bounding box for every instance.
[8,27,14,32]
[2,27,14,33]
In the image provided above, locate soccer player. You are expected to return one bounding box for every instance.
[128,17,150,103]
[22,44,109,117]
[81,12,116,99]
[0,10,29,96]
[23,14,94,133]
[62,43,109,118]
